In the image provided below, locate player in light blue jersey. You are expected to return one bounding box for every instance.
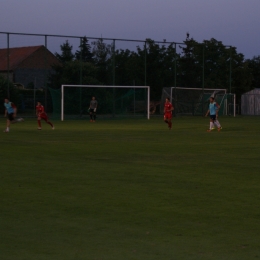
[205,97,222,132]
[3,98,24,133]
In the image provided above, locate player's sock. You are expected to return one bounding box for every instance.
[210,122,214,130]
[215,120,221,128]
[38,120,41,128]
[90,115,93,121]
[47,121,53,128]
[164,120,168,124]
[169,122,172,129]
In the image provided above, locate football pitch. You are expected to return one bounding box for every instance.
[1,116,260,260]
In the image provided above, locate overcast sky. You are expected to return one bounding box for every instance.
[0,0,259,59]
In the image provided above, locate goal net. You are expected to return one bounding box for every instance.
[49,85,150,120]
[161,87,235,116]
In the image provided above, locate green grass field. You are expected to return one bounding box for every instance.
[1,116,260,260]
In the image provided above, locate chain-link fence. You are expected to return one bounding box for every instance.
[0,32,234,118]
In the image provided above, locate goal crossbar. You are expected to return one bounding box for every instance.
[61,85,150,121]
[170,87,227,101]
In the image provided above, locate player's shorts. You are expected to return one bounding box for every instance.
[210,115,216,121]
[89,108,96,113]
[7,113,15,121]
[39,113,48,120]
[164,113,172,120]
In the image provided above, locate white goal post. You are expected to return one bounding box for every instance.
[61,85,150,121]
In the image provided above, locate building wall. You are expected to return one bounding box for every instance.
[241,89,260,115]
[14,68,55,89]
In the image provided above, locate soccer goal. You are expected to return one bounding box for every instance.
[161,87,236,116]
[58,85,150,121]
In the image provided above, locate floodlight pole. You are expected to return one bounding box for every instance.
[34,77,36,115]
[144,41,148,118]
[79,37,83,117]
[202,44,205,115]
[174,43,177,90]
[112,39,116,117]
[7,33,10,98]
[174,43,177,117]
[147,86,150,119]
[144,41,147,86]
[229,46,232,94]
[61,85,64,121]
[44,35,48,110]
[112,39,116,85]
[234,94,236,117]
[80,37,83,84]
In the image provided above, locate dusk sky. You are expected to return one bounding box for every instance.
[0,0,259,59]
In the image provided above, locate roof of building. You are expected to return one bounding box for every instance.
[0,45,54,70]
[242,88,260,95]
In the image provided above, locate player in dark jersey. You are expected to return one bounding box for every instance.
[89,96,98,122]
[36,102,54,130]
[164,97,174,130]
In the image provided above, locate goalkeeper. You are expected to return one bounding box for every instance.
[89,96,98,122]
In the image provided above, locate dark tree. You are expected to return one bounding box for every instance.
[247,55,260,89]
[55,40,74,63]
[91,38,112,84]
[113,49,142,86]
[75,36,93,63]
[48,60,100,88]
[178,37,201,88]
[136,39,178,99]
[177,37,252,102]
[49,36,255,105]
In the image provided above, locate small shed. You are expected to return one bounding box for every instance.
[241,88,260,115]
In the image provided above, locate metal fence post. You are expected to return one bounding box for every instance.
[7,33,10,98]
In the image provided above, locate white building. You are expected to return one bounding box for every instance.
[241,88,260,115]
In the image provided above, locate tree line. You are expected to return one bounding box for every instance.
[49,34,260,103]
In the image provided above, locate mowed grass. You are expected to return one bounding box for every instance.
[0,116,260,260]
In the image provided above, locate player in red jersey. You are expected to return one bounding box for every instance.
[36,102,54,130]
[164,97,174,130]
